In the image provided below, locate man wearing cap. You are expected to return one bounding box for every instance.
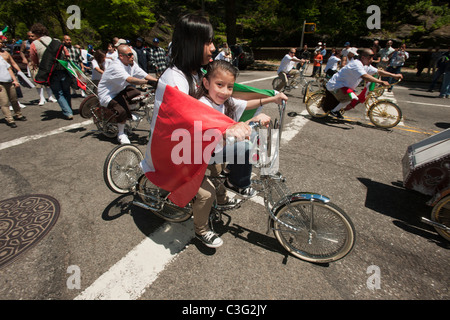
[98,44,157,144]
[341,42,351,67]
[324,48,402,118]
[149,38,167,77]
[134,37,150,73]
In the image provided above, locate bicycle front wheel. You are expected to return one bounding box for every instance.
[431,195,450,241]
[368,100,402,128]
[273,199,355,263]
[138,175,193,222]
[103,144,144,194]
[305,92,328,118]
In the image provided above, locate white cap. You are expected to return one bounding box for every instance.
[347,47,359,56]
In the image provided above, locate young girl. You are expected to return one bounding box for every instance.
[196,59,286,125]
[195,59,287,206]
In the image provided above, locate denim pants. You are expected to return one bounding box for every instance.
[440,72,450,97]
[50,70,73,117]
[210,140,252,188]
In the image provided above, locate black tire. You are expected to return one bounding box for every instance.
[79,94,99,119]
[431,195,450,241]
[103,144,144,194]
[273,199,355,263]
[305,92,328,118]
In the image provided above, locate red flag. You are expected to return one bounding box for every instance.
[142,83,236,208]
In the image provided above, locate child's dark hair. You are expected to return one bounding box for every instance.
[195,60,239,119]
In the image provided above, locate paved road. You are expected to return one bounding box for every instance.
[0,70,449,306]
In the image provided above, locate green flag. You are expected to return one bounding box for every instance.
[233,83,275,122]
[57,59,87,90]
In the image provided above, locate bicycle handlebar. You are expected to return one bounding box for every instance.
[225,121,261,146]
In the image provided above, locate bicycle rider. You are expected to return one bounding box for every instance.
[274,48,306,91]
[97,44,158,144]
[324,48,403,118]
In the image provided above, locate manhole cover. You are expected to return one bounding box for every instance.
[0,194,60,269]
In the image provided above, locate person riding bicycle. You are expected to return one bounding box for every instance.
[274,48,305,91]
[97,44,158,144]
[324,48,403,118]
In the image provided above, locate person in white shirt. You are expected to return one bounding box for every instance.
[97,44,157,144]
[275,48,305,91]
[325,48,402,118]
[324,49,341,78]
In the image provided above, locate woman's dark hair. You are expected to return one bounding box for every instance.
[195,60,238,119]
[93,50,106,70]
[170,14,214,96]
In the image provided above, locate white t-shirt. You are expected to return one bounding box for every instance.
[324,55,341,72]
[277,54,297,74]
[215,50,231,62]
[97,59,148,106]
[326,58,377,91]
[106,50,118,60]
[91,59,111,81]
[199,96,247,122]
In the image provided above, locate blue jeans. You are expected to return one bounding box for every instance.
[210,140,252,188]
[386,66,402,90]
[50,70,73,117]
[440,72,450,97]
[429,68,445,91]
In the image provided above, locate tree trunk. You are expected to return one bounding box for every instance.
[225,0,236,45]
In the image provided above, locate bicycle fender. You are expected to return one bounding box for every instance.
[289,192,330,203]
[271,192,331,217]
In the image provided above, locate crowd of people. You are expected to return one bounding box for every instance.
[0,25,169,128]
[275,40,449,99]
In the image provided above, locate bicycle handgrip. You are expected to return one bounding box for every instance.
[225,121,261,145]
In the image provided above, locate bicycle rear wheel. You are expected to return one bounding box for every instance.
[273,199,355,263]
[104,144,144,194]
[368,100,402,128]
[137,175,193,222]
[79,94,99,119]
[305,92,328,118]
[272,77,283,91]
[431,195,450,241]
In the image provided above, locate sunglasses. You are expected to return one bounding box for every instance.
[121,53,134,57]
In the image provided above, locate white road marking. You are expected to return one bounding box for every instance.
[0,120,93,151]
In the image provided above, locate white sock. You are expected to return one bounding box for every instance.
[331,101,348,112]
[37,88,45,101]
[46,87,55,99]
[117,123,125,136]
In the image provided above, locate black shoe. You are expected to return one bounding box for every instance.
[195,231,223,248]
[330,110,343,119]
[13,115,27,121]
[224,179,257,198]
[7,122,17,128]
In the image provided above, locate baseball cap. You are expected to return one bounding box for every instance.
[115,38,127,47]
[344,42,350,46]
[153,38,159,43]
[347,47,358,56]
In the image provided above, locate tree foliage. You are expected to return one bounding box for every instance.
[0,0,448,49]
